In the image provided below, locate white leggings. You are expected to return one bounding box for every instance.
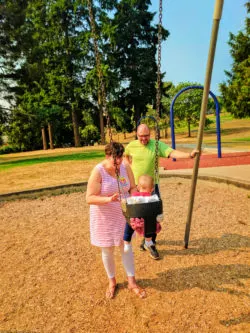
[101,245,135,279]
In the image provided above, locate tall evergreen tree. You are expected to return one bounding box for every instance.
[107,0,169,127]
[0,0,30,105]
[219,2,250,118]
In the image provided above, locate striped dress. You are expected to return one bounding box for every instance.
[89,162,130,247]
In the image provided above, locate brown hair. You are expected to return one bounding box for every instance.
[105,142,124,158]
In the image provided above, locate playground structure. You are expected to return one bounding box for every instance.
[170,85,222,158]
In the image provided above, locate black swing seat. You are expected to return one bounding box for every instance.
[122,199,163,237]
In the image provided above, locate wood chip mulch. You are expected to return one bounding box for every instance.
[0,178,249,333]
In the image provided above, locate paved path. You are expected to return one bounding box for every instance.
[160,151,250,190]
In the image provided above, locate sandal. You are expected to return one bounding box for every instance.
[128,285,146,299]
[105,284,117,299]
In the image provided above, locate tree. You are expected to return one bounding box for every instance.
[0,106,9,145]
[108,0,169,126]
[0,0,30,106]
[0,0,91,149]
[25,0,90,147]
[219,2,250,118]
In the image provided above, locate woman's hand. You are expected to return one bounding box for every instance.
[108,192,120,202]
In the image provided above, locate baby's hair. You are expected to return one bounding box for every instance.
[138,174,154,191]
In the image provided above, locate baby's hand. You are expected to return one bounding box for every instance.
[156,214,164,222]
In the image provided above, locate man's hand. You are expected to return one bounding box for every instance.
[190,149,199,159]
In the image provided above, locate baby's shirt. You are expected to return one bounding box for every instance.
[132,191,151,197]
[126,193,159,204]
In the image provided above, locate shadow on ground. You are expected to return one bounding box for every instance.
[220,312,250,327]
[140,264,250,298]
[157,234,250,256]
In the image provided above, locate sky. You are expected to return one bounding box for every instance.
[1,1,247,108]
[149,0,247,95]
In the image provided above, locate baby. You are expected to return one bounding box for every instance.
[123,174,163,253]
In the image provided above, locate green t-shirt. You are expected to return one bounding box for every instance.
[125,139,173,184]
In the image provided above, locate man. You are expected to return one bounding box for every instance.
[124,124,198,259]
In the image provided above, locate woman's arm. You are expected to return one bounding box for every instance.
[86,167,119,205]
[125,163,137,195]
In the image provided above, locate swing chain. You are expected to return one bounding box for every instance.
[87,0,122,196]
[155,0,163,184]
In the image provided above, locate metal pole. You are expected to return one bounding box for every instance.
[184,0,224,248]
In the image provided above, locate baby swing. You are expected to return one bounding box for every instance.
[121,115,163,237]
[87,0,164,237]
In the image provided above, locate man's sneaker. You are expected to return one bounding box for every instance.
[140,238,146,251]
[144,244,160,260]
[140,242,146,251]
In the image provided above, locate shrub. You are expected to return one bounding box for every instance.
[80,125,100,146]
[0,145,20,155]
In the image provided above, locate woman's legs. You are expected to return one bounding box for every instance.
[101,247,117,298]
[120,243,135,277]
[101,245,146,298]
[119,245,146,298]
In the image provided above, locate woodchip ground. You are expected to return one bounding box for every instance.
[0,117,250,332]
[0,178,250,333]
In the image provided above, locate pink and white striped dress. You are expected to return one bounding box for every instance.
[89,162,130,247]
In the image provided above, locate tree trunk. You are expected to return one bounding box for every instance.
[134,104,140,139]
[164,127,168,138]
[99,107,105,144]
[98,91,105,144]
[41,127,48,150]
[48,122,54,149]
[188,122,191,137]
[123,132,126,139]
[72,107,80,147]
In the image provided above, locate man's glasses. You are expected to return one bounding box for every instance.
[138,134,150,138]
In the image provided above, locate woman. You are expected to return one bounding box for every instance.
[86,142,146,299]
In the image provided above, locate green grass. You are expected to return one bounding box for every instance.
[0,151,104,171]
[230,137,250,142]
[218,113,234,122]
[171,113,249,138]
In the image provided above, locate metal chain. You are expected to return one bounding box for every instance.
[154,0,163,184]
[87,0,122,197]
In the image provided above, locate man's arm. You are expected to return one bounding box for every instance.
[169,149,199,159]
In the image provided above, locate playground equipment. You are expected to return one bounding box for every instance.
[184,0,224,248]
[170,85,222,158]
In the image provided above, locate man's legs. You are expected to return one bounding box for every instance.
[123,222,134,253]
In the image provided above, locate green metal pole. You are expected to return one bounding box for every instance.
[184,0,224,249]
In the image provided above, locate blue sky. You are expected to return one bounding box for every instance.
[150,0,247,95]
